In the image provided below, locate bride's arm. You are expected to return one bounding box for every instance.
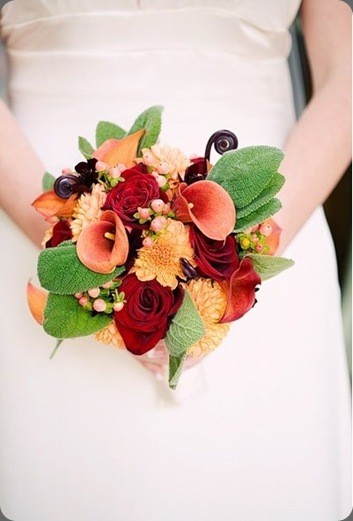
[0,99,47,246]
[276,0,351,252]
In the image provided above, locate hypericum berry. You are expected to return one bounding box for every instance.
[109,166,121,178]
[113,302,124,312]
[142,153,155,166]
[96,160,109,172]
[150,216,167,232]
[259,223,273,237]
[151,199,165,213]
[251,234,259,243]
[240,237,250,249]
[88,287,100,298]
[162,203,171,215]
[155,175,167,188]
[142,237,154,248]
[138,207,151,220]
[157,162,169,174]
[74,292,83,299]
[117,163,126,173]
[255,244,264,253]
[79,296,89,306]
[93,299,106,312]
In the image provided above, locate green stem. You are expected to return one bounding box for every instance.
[50,339,63,360]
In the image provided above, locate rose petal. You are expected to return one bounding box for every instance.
[220,257,261,323]
[93,130,145,168]
[32,190,77,221]
[26,280,48,325]
[76,210,129,274]
[189,225,239,281]
[173,181,236,241]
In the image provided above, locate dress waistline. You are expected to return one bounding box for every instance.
[2,9,291,60]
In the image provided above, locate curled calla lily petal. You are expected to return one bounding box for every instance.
[173,181,236,241]
[26,280,48,325]
[93,130,145,168]
[76,210,129,274]
[220,257,261,323]
[32,190,77,221]
[264,218,282,255]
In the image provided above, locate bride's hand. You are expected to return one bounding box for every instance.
[135,340,203,380]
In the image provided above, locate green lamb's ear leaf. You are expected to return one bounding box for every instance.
[236,173,285,219]
[208,146,284,208]
[245,253,294,281]
[43,293,111,338]
[165,291,205,357]
[42,172,56,192]
[168,353,187,390]
[38,242,125,294]
[234,198,282,232]
[128,105,164,153]
[78,136,95,159]
[95,121,126,147]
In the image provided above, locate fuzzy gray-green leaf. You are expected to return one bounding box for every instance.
[208,146,284,208]
[234,198,282,232]
[246,253,294,281]
[165,291,205,357]
[43,293,111,338]
[236,173,285,219]
[168,353,187,390]
[128,105,163,154]
[38,242,125,294]
[78,136,94,159]
[42,172,56,192]
[95,121,126,147]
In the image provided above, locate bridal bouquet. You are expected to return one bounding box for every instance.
[27,106,293,388]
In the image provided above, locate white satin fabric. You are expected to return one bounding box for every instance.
[0,2,351,521]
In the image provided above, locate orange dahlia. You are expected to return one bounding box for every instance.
[131,219,194,289]
[95,320,125,349]
[70,184,107,241]
[185,278,230,358]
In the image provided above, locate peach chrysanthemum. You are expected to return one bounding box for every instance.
[95,320,125,349]
[41,225,55,248]
[70,184,107,242]
[131,219,194,289]
[138,145,191,186]
[185,278,230,358]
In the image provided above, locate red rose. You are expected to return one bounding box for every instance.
[45,220,72,248]
[114,275,183,355]
[189,224,239,281]
[103,163,160,226]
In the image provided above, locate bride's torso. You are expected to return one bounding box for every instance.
[1,0,301,170]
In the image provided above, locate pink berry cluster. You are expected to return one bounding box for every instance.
[236,222,274,255]
[133,198,176,246]
[74,279,125,314]
[141,151,171,189]
[94,161,127,189]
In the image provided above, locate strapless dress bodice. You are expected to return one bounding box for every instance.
[1,0,301,58]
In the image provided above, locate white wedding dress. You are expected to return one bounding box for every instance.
[0,1,351,520]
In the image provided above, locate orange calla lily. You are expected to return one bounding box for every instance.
[173,181,236,241]
[93,129,145,168]
[32,190,77,221]
[26,280,48,325]
[220,257,261,323]
[76,210,129,274]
